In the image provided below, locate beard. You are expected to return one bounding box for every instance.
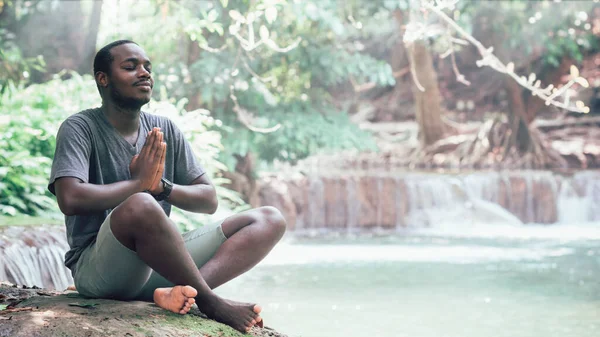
[108,83,150,112]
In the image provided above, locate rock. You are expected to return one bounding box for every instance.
[0,283,289,337]
[254,171,581,228]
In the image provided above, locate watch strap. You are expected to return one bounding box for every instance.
[154,178,173,201]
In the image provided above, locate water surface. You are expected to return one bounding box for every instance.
[215,224,600,337]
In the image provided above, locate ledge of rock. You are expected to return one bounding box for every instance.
[0,283,288,337]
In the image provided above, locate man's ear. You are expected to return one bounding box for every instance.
[95,72,108,88]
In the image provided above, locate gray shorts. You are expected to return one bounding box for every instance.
[73,211,227,301]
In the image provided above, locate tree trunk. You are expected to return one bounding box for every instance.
[185,39,203,111]
[504,77,532,153]
[221,152,260,206]
[14,1,90,82]
[472,5,535,156]
[78,0,103,75]
[407,41,445,146]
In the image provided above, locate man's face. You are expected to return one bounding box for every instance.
[106,43,154,109]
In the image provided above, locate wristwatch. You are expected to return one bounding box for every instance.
[153,178,173,201]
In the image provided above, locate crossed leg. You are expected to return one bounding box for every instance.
[109,193,286,332]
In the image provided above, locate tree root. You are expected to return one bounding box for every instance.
[409,115,569,170]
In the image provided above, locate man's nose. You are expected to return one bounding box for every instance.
[138,67,151,78]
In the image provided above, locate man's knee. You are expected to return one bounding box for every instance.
[111,192,164,233]
[256,206,287,237]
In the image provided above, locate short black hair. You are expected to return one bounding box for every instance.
[93,40,138,76]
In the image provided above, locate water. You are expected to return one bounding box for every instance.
[215,224,600,337]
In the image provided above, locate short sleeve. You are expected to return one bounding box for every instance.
[48,117,92,195]
[170,121,206,185]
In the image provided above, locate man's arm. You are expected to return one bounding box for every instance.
[54,177,144,216]
[163,174,218,214]
[54,128,166,216]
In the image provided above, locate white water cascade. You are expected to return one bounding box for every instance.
[295,170,600,230]
[0,225,73,290]
[1,170,599,289]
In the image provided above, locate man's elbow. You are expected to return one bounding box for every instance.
[57,197,77,216]
[206,196,218,214]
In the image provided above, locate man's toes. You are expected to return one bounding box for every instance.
[187,298,195,305]
[180,303,193,315]
[181,285,197,298]
[253,304,262,314]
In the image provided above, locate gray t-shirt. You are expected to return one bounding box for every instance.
[48,107,205,271]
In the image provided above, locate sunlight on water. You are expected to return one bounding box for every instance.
[215,223,600,337]
[411,222,600,241]
[260,242,575,265]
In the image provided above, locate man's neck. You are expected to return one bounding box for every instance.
[101,101,141,135]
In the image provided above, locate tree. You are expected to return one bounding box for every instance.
[95,0,385,171]
[0,1,45,94]
[1,0,103,82]
[403,1,445,146]
[403,0,597,168]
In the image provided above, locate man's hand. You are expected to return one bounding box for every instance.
[148,134,167,195]
[129,127,166,191]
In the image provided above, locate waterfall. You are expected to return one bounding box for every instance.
[2,170,600,290]
[0,225,73,290]
[307,177,325,229]
[404,175,463,227]
[345,177,359,230]
[287,170,600,231]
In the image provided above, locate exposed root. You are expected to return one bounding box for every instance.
[409,115,569,170]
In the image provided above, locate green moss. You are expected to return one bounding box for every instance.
[133,324,153,336]
[0,215,61,227]
[159,312,250,337]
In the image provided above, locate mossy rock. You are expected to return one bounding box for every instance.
[0,215,62,227]
[0,284,288,337]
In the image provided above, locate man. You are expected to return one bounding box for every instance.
[48,40,287,333]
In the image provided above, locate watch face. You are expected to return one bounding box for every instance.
[160,178,173,200]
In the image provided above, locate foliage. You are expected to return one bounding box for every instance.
[2,0,599,218]
[96,0,385,169]
[0,72,94,217]
[0,73,241,225]
[219,104,377,168]
[0,28,45,97]
[94,0,599,168]
[461,0,599,67]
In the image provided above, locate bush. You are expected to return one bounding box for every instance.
[0,73,241,228]
[0,72,95,217]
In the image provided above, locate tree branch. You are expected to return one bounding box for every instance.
[229,86,281,133]
[420,0,590,113]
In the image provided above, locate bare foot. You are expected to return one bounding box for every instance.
[198,296,262,332]
[153,285,197,315]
